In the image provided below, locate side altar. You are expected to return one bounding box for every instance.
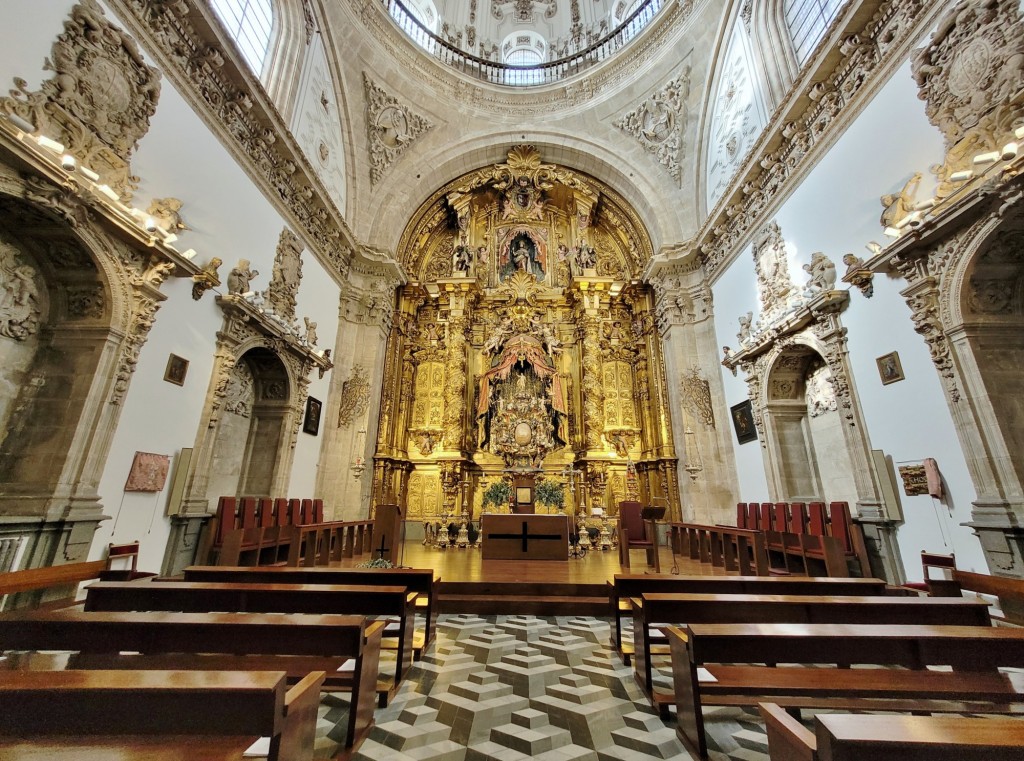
[481,514,569,561]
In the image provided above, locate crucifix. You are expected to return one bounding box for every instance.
[375,535,390,561]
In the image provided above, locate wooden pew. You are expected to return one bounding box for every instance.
[760,703,1024,761]
[182,564,440,652]
[944,569,1024,626]
[607,574,888,664]
[669,522,769,575]
[668,623,1024,759]
[0,609,382,749]
[0,669,322,761]
[632,593,992,707]
[83,580,417,696]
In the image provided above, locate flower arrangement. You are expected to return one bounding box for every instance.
[482,481,512,509]
[535,479,565,510]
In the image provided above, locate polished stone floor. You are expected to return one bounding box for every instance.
[311,614,770,761]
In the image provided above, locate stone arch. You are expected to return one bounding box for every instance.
[928,208,1024,573]
[747,0,800,107]
[182,332,306,520]
[0,180,171,573]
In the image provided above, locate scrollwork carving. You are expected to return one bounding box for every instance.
[680,367,715,428]
[363,73,433,186]
[614,66,691,183]
[337,365,371,428]
[0,0,161,200]
[0,238,42,341]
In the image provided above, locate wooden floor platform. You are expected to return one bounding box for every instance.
[335,538,737,616]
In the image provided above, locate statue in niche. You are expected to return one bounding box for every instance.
[574,242,597,272]
[0,242,41,341]
[227,259,259,294]
[498,232,545,281]
[475,329,567,468]
[452,244,472,274]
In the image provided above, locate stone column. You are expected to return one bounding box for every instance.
[317,255,402,521]
[647,251,738,524]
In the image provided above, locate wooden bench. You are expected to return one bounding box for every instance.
[83,579,416,699]
[608,575,889,664]
[941,569,1024,626]
[669,522,770,575]
[0,609,382,749]
[182,564,440,653]
[668,623,1024,759]
[0,669,322,761]
[633,593,993,708]
[760,703,1024,761]
[0,542,154,610]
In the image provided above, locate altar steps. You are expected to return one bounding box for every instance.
[437,581,609,617]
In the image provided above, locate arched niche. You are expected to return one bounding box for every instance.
[0,182,173,572]
[761,342,855,504]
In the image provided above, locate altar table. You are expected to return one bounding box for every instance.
[481,514,569,561]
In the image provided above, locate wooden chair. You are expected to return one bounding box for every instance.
[618,501,660,572]
[100,542,156,582]
[903,551,958,595]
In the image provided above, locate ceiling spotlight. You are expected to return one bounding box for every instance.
[61,154,76,172]
[144,217,159,233]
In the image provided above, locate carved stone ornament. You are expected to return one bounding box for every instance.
[693,0,933,280]
[363,74,434,186]
[223,361,255,418]
[912,0,1024,149]
[266,229,303,321]
[0,238,43,341]
[805,362,838,418]
[146,197,189,234]
[680,367,715,428]
[842,253,875,298]
[337,365,372,428]
[753,222,796,323]
[614,66,691,183]
[0,0,161,200]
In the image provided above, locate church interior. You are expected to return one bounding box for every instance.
[2,0,1024,758]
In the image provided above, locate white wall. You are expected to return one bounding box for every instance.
[711,59,988,578]
[0,2,341,570]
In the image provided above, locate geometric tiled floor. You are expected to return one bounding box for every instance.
[308,614,771,761]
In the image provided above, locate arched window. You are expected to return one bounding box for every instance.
[784,0,843,63]
[502,32,547,85]
[210,0,275,75]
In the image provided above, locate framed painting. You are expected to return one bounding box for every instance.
[730,400,758,445]
[163,353,189,386]
[876,351,904,385]
[302,396,322,435]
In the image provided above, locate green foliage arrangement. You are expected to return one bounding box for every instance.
[482,481,512,509]
[535,479,565,509]
[358,557,395,568]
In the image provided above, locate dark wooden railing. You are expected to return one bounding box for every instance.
[380,0,665,87]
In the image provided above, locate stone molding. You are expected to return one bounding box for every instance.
[670,0,942,284]
[104,0,365,283]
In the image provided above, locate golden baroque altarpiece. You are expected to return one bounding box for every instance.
[371,147,681,522]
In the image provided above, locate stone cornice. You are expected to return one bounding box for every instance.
[664,0,944,284]
[104,0,370,285]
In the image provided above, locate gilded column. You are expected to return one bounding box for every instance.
[579,315,605,451]
[442,315,469,451]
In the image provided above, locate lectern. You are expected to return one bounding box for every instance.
[373,504,403,565]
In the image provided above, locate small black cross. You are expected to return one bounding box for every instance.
[375,536,390,560]
[490,521,564,552]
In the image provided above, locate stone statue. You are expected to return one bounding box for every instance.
[802,252,837,294]
[146,197,189,233]
[192,257,222,300]
[226,258,259,295]
[880,172,922,228]
[737,311,753,345]
[304,316,318,346]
